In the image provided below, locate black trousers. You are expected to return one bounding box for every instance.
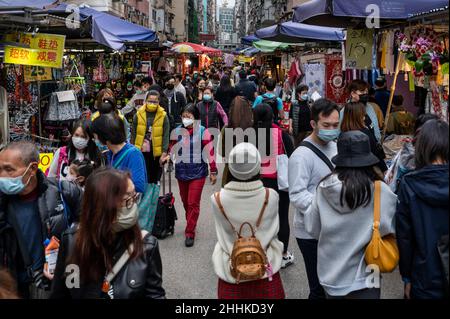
[296,238,326,299]
[142,150,162,184]
[261,178,290,255]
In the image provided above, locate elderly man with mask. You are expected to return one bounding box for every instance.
[0,141,77,299]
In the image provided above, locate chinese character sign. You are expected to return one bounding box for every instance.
[4,33,65,68]
[345,28,374,70]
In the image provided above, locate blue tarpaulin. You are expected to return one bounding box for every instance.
[241,34,259,46]
[293,0,450,26]
[50,4,157,51]
[0,0,56,8]
[255,21,345,43]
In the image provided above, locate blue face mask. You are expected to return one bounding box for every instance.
[0,164,33,195]
[301,94,309,101]
[203,94,212,102]
[317,129,340,142]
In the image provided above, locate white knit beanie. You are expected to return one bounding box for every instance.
[228,143,261,181]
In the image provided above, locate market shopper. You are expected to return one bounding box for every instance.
[48,119,103,181]
[0,141,73,299]
[374,77,391,117]
[50,168,166,299]
[165,104,218,247]
[214,75,238,115]
[288,99,340,299]
[196,87,228,130]
[385,95,416,136]
[396,119,449,299]
[218,96,254,187]
[253,78,285,124]
[211,143,285,299]
[304,131,397,299]
[174,73,187,99]
[385,113,439,193]
[289,84,313,147]
[121,81,147,118]
[163,76,187,130]
[253,103,295,269]
[344,80,382,142]
[341,102,388,173]
[93,113,147,193]
[91,98,131,142]
[131,90,170,184]
[94,88,115,111]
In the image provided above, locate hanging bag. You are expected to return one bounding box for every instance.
[277,136,289,191]
[364,181,399,273]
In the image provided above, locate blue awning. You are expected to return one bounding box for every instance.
[0,0,56,8]
[255,21,345,43]
[50,4,157,51]
[241,34,259,46]
[293,0,450,27]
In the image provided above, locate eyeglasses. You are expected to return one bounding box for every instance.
[123,192,142,209]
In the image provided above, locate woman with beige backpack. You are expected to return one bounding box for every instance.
[304,131,398,299]
[210,143,285,299]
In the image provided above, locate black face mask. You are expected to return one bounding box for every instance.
[358,94,369,104]
[166,84,175,90]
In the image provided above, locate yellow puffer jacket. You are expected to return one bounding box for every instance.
[134,105,166,157]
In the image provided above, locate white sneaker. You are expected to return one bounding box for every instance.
[281,251,294,269]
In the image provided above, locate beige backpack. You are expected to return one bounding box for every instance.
[214,188,270,284]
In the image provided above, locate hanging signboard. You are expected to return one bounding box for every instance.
[345,28,374,70]
[23,66,52,82]
[4,33,65,68]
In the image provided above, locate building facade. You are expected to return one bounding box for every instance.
[197,0,216,43]
[65,0,150,27]
[172,0,188,42]
[218,3,234,44]
[235,0,310,38]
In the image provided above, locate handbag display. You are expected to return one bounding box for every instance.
[365,180,399,273]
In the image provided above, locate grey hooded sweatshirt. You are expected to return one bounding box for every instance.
[304,174,397,296]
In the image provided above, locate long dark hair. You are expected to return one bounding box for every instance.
[228,96,253,130]
[71,168,143,284]
[415,119,449,169]
[331,166,382,210]
[68,119,103,168]
[219,75,232,92]
[253,103,273,156]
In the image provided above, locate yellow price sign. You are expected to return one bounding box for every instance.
[4,32,65,68]
[38,153,54,174]
[24,66,52,82]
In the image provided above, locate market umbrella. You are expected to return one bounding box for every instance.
[171,42,222,56]
[252,40,291,53]
[49,4,157,51]
[241,34,259,46]
[293,0,450,27]
[255,21,345,43]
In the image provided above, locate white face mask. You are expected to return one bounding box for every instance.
[182,118,194,127]
[72,136,89,150]
[112,203,139,232]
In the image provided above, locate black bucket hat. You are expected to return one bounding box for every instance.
[332,131,380,168]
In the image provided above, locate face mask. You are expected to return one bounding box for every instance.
[300,94,309,101]
[203,94,212,102]
[72,136,89,150]
[112,203,139,232]
[182,118,194,127]
[317,128,340,142]
[145,103,158,112]
[358,94,369,105]
[166,84,175,90]
[0,164,33,195]
[135,90,143,95]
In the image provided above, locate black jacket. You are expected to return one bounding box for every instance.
[215,86,238,114]
[0,171,71,289]
[164,90,186,130]
[396,165,449,299]
[50,227,166,299]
